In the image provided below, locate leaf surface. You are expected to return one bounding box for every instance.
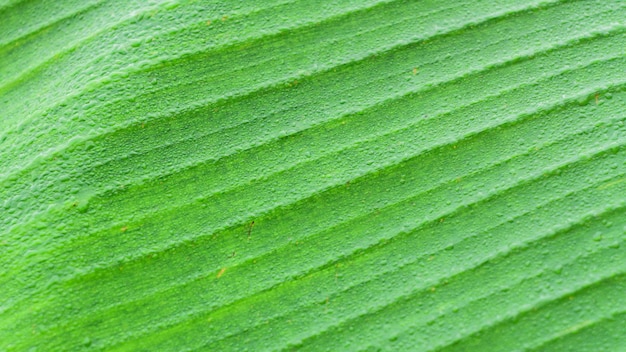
[1,0,626,351]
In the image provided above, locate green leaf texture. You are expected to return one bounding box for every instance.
[1,0,626,351]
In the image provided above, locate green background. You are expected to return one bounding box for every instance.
[1,0,625,350]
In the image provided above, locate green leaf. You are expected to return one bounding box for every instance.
[1,0,626,351]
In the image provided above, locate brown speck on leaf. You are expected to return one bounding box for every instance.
[412,67,418,75]
[221,15,228,21]
[206,20,211,26]
[247,221,255,239]
[217,268,226,278]
[121,226,128,232]
[595,93,599,105]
